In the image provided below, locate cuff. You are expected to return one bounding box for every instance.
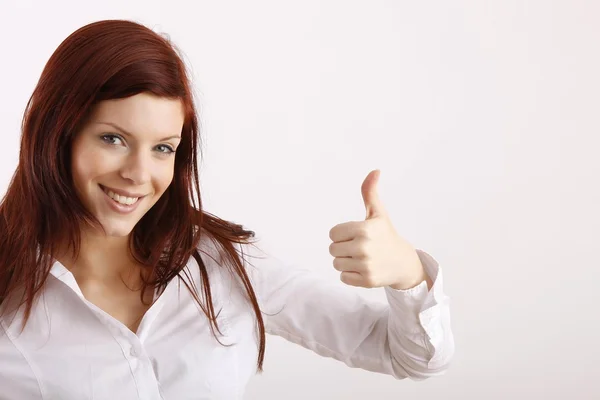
[384,249,453,369]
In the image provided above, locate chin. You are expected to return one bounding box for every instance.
[103,227,135,237]
[108,229,134,237]
[98,220,138,237]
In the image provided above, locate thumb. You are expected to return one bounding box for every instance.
[361,169,386,220]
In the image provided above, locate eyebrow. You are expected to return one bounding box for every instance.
[94,121,181,141]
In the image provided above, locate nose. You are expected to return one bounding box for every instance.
[119,149,152,185]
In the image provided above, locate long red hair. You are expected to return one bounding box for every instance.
[0,19,266,371]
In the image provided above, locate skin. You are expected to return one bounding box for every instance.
[56,92,185,332]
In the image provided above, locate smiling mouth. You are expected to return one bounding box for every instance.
[99,184,145,206]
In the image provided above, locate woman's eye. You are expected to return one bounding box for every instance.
[101,134,123,145]
[156,144,176,154]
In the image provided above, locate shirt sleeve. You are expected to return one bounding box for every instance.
[241,241,455,380]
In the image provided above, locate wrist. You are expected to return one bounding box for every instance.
[389,259,432,291]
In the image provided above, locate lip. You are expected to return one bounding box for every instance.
[100,185,144,215]
[99,184,147,198]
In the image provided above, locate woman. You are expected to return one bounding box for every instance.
[0,19,454,399]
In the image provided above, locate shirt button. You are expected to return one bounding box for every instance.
[130,347,138,357]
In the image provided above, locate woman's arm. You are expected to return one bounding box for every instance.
[243,243,454,380]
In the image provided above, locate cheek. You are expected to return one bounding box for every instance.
[72,151,104,183]
[155,166,175,195]
[162,169,175,190]
[70,146,113,198]
[71,148,89,187]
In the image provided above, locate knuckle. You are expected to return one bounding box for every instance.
[355,240,369,257]
[357,226,369,238]
[362,272,377,288]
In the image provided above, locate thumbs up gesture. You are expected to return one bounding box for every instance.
[328,170,432,291]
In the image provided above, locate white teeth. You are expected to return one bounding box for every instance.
[102,187,139,205]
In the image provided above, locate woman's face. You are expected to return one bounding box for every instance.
[70,92,185,237]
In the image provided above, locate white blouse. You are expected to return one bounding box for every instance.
[0,234,454,399]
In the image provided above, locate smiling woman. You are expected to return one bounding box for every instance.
[0,19,268,398]
[0,19,453,400]
[70,94,184,236]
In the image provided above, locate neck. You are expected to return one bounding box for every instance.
[55,228,142,284]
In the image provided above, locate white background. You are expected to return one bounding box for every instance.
[1,1,599,399]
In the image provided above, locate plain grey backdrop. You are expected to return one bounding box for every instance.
[1,1,598,399]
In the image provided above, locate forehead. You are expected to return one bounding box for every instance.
[87,93,185,138]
